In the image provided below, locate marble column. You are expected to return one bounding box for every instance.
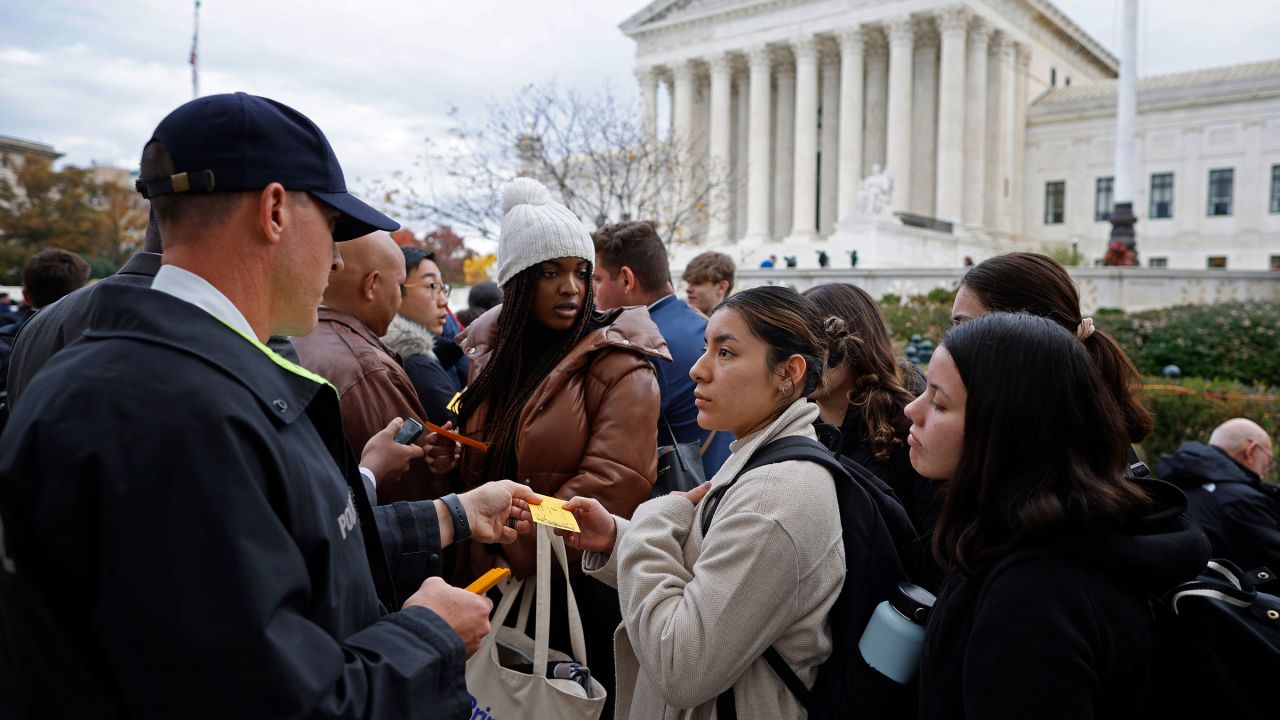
[772,58,796,238]
[985,33,1011,233]
[819,49,841,234]
[637,66,660,141]
[934,7,968,224]
[672,60,696,146]
[1011,43,1030,238]
[863,32,888,175]
[996,35,1016,235]
[836,28,865,222]
[744,46,773,242]
[733,71,750,239]
[885,16,915,214]
[707,52,734,245]
[789,36,821,240]
[962,18,990,228]
[910,24,938,217]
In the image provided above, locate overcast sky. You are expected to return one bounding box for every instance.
[2,0,1276,200]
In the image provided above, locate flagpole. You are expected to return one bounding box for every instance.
[191,0,201,99]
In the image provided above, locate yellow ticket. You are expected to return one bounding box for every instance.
[528,494,580,533]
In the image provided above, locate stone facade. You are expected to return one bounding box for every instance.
[1027,60,1280,271]
[620,0,1280,271]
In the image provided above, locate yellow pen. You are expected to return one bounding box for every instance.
[466,567,511,594]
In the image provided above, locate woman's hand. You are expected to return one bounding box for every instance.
[671,480,713,506]
[424,421,462,475]
[558,497,618,553]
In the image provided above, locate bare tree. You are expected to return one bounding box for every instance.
[370,82,734,246]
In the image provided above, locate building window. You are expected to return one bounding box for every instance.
[1208,168,1234,216]
[1064,76,1071,87]
[1095,177,1114,221]
[1149,257,1168,268]
[1270,255,1280,270]
[1044,181,1065,224]
[1050,67,1057,86]
[1207,256,1227,269]
[1271,165,1280,213]
[1150,173,1173,219]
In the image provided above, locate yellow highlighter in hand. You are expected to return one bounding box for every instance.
[466,567,511,594]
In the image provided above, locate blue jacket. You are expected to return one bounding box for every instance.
[648,295,732,477]
[0,284,468,718]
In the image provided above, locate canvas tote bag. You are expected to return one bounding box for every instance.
[465,525,607,719]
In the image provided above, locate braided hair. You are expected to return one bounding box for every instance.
[804,283,918,461]
[456,261,597,484]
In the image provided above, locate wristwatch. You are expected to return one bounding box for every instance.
[441,493,471,542]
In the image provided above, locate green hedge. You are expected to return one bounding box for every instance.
[879,300,1280,388]
[1138,376,1279,485]
[880,301,952,347]
[1098,302,1280,387]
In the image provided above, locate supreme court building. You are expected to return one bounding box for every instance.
[621,0,1280,270]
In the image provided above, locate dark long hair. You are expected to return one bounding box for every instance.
[456,262,596,483]
[932,313,1151,576]
[718,285,838,403]
[804,283,917,461]
[960,252,1153,443]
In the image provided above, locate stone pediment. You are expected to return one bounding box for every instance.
[619,0,758,36]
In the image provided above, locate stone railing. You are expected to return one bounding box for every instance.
[728,267,1280,313]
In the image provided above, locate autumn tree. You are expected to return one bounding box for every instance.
[387,225,475,287]
[371,82,733,246]
[0,155,146,283]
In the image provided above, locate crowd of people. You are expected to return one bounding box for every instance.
[0,91,1275,719]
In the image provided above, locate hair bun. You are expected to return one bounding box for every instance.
[502,177,552,214]
[824,315,849,343]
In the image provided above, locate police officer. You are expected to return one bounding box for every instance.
[0,93,534,718]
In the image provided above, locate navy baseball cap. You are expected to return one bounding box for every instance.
[135,92,398,241]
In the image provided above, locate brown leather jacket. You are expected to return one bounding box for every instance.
[454,305,669,579]
[294,307,447,503]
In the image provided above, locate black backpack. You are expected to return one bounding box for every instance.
[1152,558,1280,719]
[702,434,924,720]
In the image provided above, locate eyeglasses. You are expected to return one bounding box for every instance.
[402,280,451,297]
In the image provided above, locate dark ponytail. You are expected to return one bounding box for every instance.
[960,252,1153,443]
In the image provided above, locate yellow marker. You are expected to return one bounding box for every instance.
[466,567,511,594]
[528,495,581,533]
[446,391,462,415]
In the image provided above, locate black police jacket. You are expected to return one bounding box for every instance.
[1158,440,1280,581]
[0,284,468,719]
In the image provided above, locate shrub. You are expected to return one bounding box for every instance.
[926,286,957,306]
[1138,375,1279,485]
[880,302,952,346]
[1098,302,1280,386]
[879,292,902,306]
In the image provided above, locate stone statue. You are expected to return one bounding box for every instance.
[858,164,894,216]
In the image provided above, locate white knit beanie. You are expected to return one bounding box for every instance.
[495,177,595,287]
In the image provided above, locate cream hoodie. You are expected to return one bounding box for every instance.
[584,398,845,720]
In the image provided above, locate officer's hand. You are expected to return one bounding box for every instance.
[360,418,425,485]
[558,497,617,553]
[461,480,539,544]
[424,421,462,475]
[403,577,492,657]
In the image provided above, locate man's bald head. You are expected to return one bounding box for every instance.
[1210,417,1274,479]
[322,231,406,336]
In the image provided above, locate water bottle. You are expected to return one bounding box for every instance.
[858,582,936,684]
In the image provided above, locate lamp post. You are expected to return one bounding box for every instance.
[1108,0,1139,265]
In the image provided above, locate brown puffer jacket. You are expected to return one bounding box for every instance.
[453,304,669,580]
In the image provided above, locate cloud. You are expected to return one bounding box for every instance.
[2,0,1277,230]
